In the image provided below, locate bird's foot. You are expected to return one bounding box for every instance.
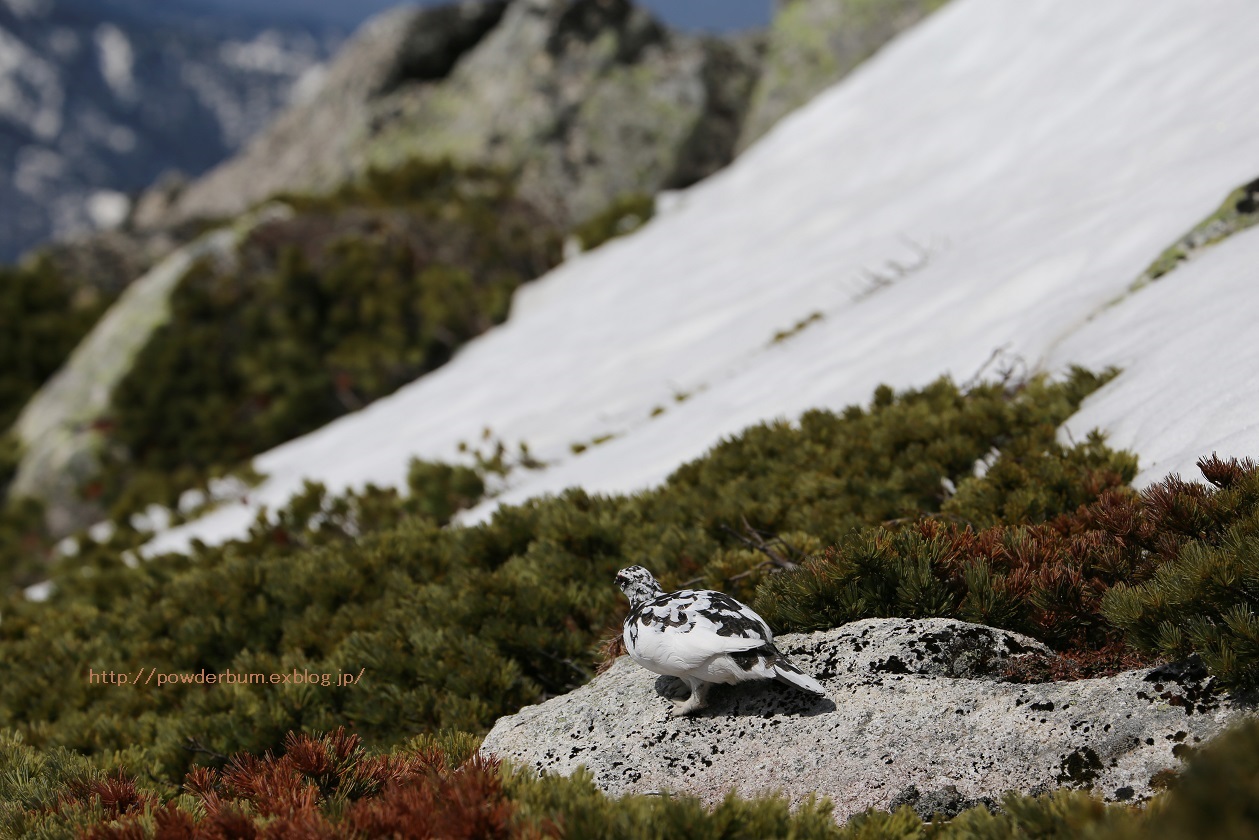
[670,696,705,716]
[669,681,710,716]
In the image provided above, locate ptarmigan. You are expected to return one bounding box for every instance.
[614,565,828,715]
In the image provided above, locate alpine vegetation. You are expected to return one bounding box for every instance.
[616,565,828,714]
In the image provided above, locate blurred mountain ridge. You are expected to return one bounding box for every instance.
[0,0,337,261]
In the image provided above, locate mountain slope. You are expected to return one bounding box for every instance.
[148,0,1259,555]
[0,0,332,260]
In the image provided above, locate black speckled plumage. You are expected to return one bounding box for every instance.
[614,565,828,714]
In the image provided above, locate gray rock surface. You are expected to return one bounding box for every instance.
[141,0,764,230]
[737,0,948,152]
[9,205,291,536]
[482,618,1252,822]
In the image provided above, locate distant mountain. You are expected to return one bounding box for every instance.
[0,0,338,261]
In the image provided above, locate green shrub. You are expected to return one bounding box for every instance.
[0,432,56,592]
[0,729,110,839]
[0,255,113,431]
[0,432,19,500]
[0,372,1116,782]
[1101,457,1259,688]
[1143,716,1259,839]
[760,452,1259,686]
[572,193,656,251]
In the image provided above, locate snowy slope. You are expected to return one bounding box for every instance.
[147,0,1259,555]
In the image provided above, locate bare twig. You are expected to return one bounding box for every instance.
[182,737,231,763]
[719,518,800,570]
[530,646,593,684]
[962,345,1027,394]
[723,559,779,585]
[880,511,973,528]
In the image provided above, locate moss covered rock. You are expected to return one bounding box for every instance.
[738,0,949,152]
[147,0,763,234]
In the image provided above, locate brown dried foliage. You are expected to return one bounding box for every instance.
[76,728,529,840]
[595,632,627,674]
[1000,642,1154,683]
[937,457,1259,652]
[765,454,1259,673]
[63,770,158,821]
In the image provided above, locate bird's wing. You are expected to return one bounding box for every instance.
[627,590,774,671]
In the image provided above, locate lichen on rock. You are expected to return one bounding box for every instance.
[481,617,1253,823]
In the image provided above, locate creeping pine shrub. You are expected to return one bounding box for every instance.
[0,433,56,592]
[758,453,1259,686]
[0,254,111,587]
[1141,715,1259,840]
[0,255,115,431]
[1101,456,1259,688]
[0,372,1115,781]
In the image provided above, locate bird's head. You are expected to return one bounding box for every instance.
[615,565,664,608]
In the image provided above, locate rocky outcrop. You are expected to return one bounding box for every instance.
[9,205,291,536]
[737,0,948,151]
[482,618,1252,823]
[137,0,764,231]
[130,3,510,228]
[34,227,179,303]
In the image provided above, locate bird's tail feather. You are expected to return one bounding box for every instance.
[772,662,827,697]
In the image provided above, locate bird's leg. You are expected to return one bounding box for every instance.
[672,678,711,716]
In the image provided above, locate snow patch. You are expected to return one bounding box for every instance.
[86,189,130,230]
[289,62,327,106]
[146,0,1259,555]
[13,145,65,196]
[95,23,136,101]
[23,581,53,602]
[219,31,313,76]
[0,26,63,137]
[47,26,79,59]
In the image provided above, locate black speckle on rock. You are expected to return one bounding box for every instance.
[1056,747,1103,787]
[872,656,911,674]
[1237,176,1259,214]
[1114,786,1134,801]
[1031,701,1055,712]
[1003,636,1033,654]
[887,783,995,821]
[1144,655,1209,686]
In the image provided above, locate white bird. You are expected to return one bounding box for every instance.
[614,565,828,715]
